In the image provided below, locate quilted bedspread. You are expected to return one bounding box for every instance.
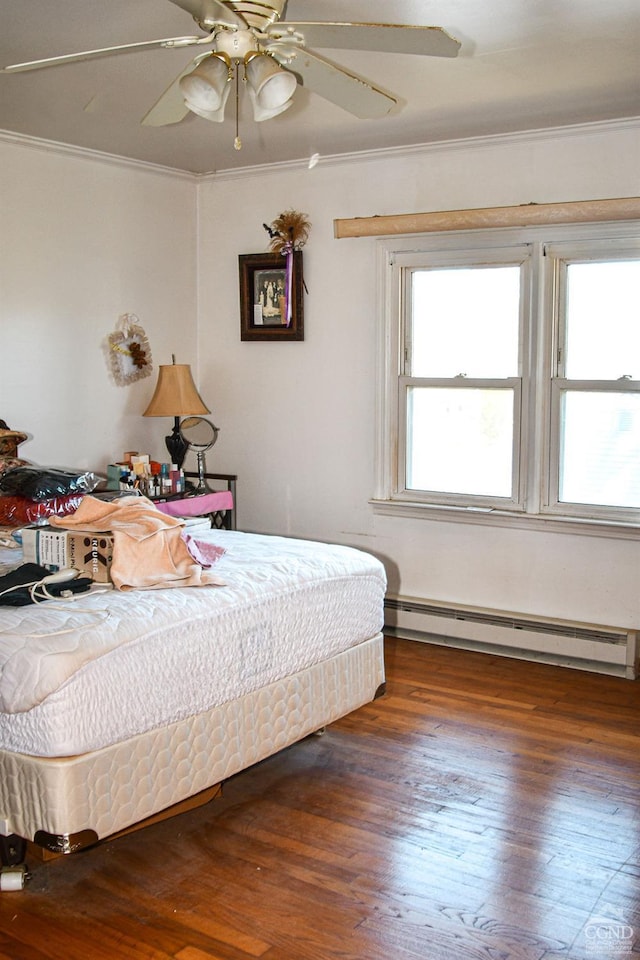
[0,531,386,754]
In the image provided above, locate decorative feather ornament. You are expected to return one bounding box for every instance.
[262,210,310,327]
[264,209,311,253]
[106,313,153,386]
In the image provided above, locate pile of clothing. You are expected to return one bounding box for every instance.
[48,495,226,591]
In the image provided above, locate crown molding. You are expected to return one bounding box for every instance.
[0,129,196,180]
[1,116,638,182]
[206,116,640,182]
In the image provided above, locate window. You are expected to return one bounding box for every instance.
[376,223,640,530]
[548,252,640,518]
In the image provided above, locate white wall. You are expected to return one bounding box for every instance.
[197,120,640,629]
[0,139,198,471]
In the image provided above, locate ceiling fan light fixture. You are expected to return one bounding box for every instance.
[247,82,294,121]
[185,83,232,122]
[245,52,296,112]
[6,7,464,135]
[179,52,232,112]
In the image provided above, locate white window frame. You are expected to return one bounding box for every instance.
[374,221,640,537]
[542,237,640,524]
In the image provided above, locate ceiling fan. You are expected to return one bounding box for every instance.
[2,1,460,149]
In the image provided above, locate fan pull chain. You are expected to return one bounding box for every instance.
[234,62,242,151]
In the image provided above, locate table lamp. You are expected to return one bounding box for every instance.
[143,357,210,468]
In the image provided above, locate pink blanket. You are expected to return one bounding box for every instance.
[50,495,225,591]
[154,491,233,518]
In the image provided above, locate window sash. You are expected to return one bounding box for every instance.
[545,379,640,521]
[542,239,640,523]
[393,246,530,509]
[398,376,524,509]
[551,243,640,381]
[405,264,522,380]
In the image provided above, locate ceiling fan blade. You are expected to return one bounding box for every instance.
[141,60,202,126]
[168,0,248,30]
[2,36,209,74]
[267,22,460,58]
[271,47,396,119]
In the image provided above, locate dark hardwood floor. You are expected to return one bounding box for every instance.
[1,637,638,959]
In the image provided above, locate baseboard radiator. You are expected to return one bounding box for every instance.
[384,595,639,679]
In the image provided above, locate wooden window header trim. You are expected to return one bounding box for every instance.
[333,197,640,239]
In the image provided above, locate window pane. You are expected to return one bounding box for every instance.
[407,387,514,497]
[565,260,640,380]
[411,266,520,378]
[559,392,640,508]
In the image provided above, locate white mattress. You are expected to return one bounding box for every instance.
[0,530,386,757]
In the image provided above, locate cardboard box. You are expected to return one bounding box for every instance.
[22,527,67,571]
[66,532,114,583]
[22,527,114,583]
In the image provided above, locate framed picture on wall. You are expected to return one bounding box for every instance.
[239,251,304,341]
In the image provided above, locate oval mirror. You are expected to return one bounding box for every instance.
[180,416,219,493]
[180,416,219,451]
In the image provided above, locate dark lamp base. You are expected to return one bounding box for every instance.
[165,418,189,468]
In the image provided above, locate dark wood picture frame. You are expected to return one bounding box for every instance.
[239,251,304,341]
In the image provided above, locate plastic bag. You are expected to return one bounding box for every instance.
[0,493,85,527]
[0,467,99,502]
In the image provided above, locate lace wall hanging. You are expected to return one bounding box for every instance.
[106,313,153,386]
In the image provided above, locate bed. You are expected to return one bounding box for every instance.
[0,527,386,858]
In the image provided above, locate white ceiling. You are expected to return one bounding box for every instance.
[1,0,639,175]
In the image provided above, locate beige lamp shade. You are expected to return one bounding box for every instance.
[143,364,210,417]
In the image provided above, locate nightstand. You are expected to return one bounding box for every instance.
[153,473,237,530]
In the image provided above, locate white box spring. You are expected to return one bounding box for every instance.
[0,635,384,841]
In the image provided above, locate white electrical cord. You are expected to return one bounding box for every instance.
[0,578,41,600]
[0,567,79,601]
[0,570,112,636]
